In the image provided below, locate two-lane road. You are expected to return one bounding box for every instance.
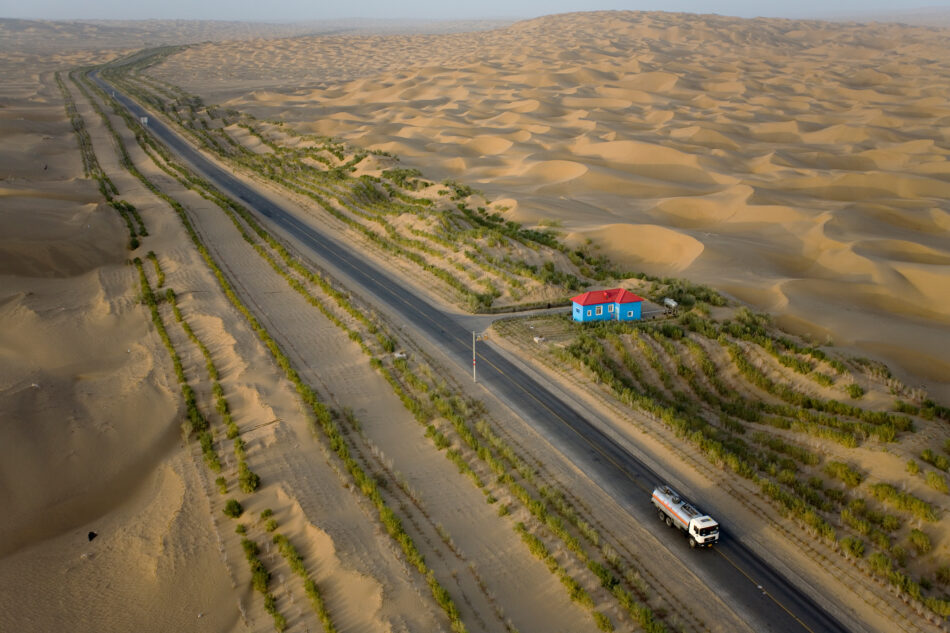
[95,71,855,633]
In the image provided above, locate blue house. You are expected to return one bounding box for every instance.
[571,288,644,323]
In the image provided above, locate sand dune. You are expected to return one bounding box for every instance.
[3,12,950,633]
[0,56,241,633]
[582,223,705,272]
[854,239,950,266]
[0,270,180,556]
[520,159,588,184]
[153,10,950,394]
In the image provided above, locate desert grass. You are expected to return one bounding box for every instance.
[80,46,950,624]
[85,58,691,630]
[498,311,950,617]
[76,66,469,632]
[100,50,733,317]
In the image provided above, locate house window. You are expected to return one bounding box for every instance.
[608,304,614,312]
[627,311,633,317]
[595,306,603,316]
[587,309,592,316]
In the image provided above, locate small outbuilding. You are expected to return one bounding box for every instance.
[571,288,644,323]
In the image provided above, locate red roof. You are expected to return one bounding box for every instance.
[571,288,644,306]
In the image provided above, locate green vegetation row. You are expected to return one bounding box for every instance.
[99,58,684,629]
[101,52,728,314]
[242,537,286,631]
[70,68,336,632]
[79,66,468,633]
[273,531,338,633]
[133,257,221,469]
[141,123,682,629]
[95,50,768,632]
[164,285,261,494]
[93,50,948,624]
[56,71,147,248]
[550,312,949,617]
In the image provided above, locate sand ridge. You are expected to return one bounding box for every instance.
[0,60,242,633]
[152,10,950,396]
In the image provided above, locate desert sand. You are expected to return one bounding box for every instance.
[0,52,258,631]
[152,11,950,399]
[0,38,650,633]
[3,11,950,633]
[0,54,234,630]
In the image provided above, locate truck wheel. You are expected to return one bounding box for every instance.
[665,516,673,528]
[689,538,697,549]
[658,509,666,522]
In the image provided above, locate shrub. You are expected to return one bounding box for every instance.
[846,383,865,399]
[234,436,246,460]
[891,545,907,567]
[841,537,865,558]
[265,518,279,532]
[252,564,270,593]
[224,498,244,518]
[869,483,937,521]
[925,470,949,494]
[909,529,932,555]
[594,611,614,632]
[895,400,919,415]
[813,372,835,387]
[907,460,920,475]
[922,449,950,472]
[239,462,261,493]
[868,552,892,576]
[824,461,863,487]
[880,514,901,532]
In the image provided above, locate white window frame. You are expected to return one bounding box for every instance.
[587,309,592,316]
[627,311,633,317]
[608,304,614,312]
[595,306,603,316]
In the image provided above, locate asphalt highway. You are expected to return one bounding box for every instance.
[95,72,855,633]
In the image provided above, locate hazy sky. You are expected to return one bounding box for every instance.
[2,0,948,22]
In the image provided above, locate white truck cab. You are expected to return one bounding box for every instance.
[652,484,720,548]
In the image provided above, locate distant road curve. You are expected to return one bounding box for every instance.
[94,71,854,633]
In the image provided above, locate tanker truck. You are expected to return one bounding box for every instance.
[651,484,720,548]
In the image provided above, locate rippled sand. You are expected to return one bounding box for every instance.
[153,11,950,396]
